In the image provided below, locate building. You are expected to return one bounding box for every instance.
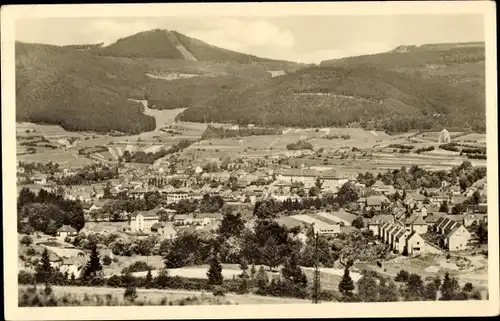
[173,214,195,226]
[151,222,177,240]
[438,128,451,143]
[312,221,342,235]
[316,209,358,227]
[166,192,190,204]
[193,213,223,226]
[368,214,393,236]
[463,213,488,227]
[370,180,395,195]
[364,195,389,212]
[56,225,78,240]
[405,215,428,234]
[434,216,471,251]
[130,210,160,233]
[32,174,47,185]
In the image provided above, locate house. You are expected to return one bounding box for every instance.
[173,214,195,226]
[434,216,471,251]
[130,210,160,233]
[56,225,78,240]
[368,214,393,236]
[193,213,223,226]
[59,257,86,279]
[405,215,428,234]
[312,221,342,235]
[31,173,47,185]
[370,180,395,195]
[463,213,488,227]
[438,128,451,143]
[406,231,442,255]
[430,192,452,206]
[364,195,389,212]
[413,205,429,218]
[356,197,367,210]
[316,209,358,227]
[166,192,190,204]
[151,222,177,240]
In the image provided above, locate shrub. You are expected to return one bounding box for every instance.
[20,235,33,246]
[121,261,153,274]
[463,282,473,292]
[102,255,112,266]
[18,271,35,284]
[395,270,410,282]
[212,285,227,297]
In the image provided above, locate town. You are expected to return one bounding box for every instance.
[17,123,489,305]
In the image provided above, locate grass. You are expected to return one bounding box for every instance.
[18,285,309,306]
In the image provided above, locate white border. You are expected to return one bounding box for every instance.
[2,2,499,320]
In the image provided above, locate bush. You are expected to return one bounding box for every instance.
[26,247,37,256]
[18,271,35,284]
[102,255,112,266]
[20,235,33,246]
[121,261,153,274]
[395,270,410,282]
[212,285,227,297]
[463,282,473,292]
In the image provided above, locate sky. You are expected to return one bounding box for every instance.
[16,15,485,64]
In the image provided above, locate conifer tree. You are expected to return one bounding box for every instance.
[36,248,53,283]
[83,244,102,279]
[255,266,269,289]
[123,271,138,302]
[440,272,458,300]
[250,263,257,279]
[145,268,153,289]
[338,267,355,298]
[207,254,223,286]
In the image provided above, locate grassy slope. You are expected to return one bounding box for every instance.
[177,65,484,132]
[16,42,156,134]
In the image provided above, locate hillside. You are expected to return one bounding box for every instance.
[145,74,266,110]
[16,42,156,134]
[177,66,485,133]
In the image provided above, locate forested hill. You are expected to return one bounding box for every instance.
[16,41,156,134]
[97,28,294,65]
[177,65,485,133]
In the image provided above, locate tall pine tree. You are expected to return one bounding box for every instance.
[207,254,223,286]
[82,244,102,279]
[338,267,355,299]
[35,248,53,283]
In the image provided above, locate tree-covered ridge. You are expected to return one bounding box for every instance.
[177,66,485,133]
[16,42,155,134]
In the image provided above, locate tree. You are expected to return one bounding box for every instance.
[123,271,138,302]
[207,254,223,286]
[423,282,438,301]
[476,221,488,244]
[20,235,33,246]
[440,272,459,300]
[261,237,283,271]
[463,282,473,292]
[357,274,379,302]
[102,255,112,266]
[395,269,410,282]
[352,216,364,229]
[145,268,153,289]
[82,244,102,279]
[338,267,355,298]
[218,212,245,238]
[35,248,53,283]
[378,279,399,302]
[336,182,359,206]
[250,263,257,279]
[403,274,424,301]
[281,253,308,290]
[255,266,269,290]
[439,201,449,213]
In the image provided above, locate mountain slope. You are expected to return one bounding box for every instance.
[16,42,156,134]
[177,66,485,133]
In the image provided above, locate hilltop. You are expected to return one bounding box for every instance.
[97,29,295,66]
[177,65,485,133]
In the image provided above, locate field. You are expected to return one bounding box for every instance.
[19,285,310,306]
